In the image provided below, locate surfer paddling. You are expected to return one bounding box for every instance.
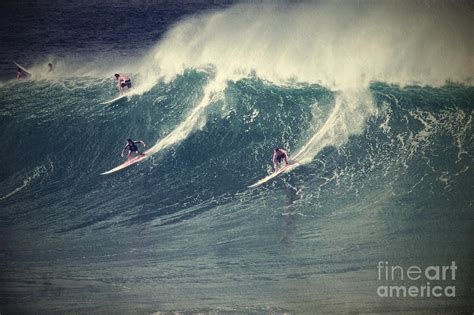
[121,139,146,160]
[273,147,289,172]
[114,73,132,95]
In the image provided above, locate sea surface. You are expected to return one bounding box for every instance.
[0,1,473,314]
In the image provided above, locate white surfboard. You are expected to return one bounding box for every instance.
[101,153,149,175]
[100,94,127,105]
[14,62,32,76]
[248,161,300,188]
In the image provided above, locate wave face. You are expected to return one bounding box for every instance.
[1,1,473,314]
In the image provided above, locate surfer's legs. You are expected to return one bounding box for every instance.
[119,81,131,95]
[128,150,144,158]
[274,156,286,172]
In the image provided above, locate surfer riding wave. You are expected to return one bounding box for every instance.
[273,147,289,173]
[121,139,146,160]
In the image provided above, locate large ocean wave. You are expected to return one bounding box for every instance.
[1,1,473,313]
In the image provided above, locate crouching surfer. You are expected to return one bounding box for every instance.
[121,139,146,160]
[114,73,132,95]
[273,147,289,172]
[16,67,30,80]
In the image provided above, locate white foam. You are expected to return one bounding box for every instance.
[294,90,377,164]
[137,1,473,90]
[136,1,472,164]
[147,79,226,154]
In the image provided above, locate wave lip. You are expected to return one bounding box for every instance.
[136,1,474,93]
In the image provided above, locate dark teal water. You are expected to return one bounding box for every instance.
[0,1,473,314]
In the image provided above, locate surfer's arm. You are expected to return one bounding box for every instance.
[136,141,146,147]
[121,144,129,157]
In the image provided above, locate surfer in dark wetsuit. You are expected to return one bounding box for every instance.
[273,147,289,173]
[16,67,29,80]
[121,139,146,160]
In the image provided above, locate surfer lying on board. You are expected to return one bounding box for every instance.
[273,147,289,172]
[121,139,146,160]
[114,73,132,95]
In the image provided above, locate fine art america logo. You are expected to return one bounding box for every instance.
[377,261,457,298]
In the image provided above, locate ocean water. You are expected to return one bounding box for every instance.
[0,1,473,314]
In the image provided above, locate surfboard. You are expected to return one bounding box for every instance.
[100,94,127,105]
[14,62,32,77]
[101,153,148,175]
[248,161,300,188]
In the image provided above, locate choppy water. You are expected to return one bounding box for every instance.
[1,1,473,314]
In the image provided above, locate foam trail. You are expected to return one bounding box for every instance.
[147,80,225,155]
[0,180,31,201]
[0,166,47,201]
[293,91,376,165]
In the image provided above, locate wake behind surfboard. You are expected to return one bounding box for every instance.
[248,161,300,188]
[101,153,148,175]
